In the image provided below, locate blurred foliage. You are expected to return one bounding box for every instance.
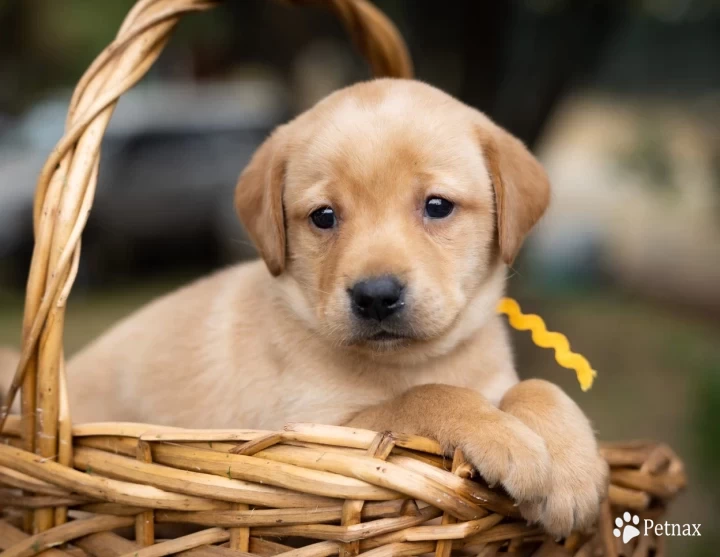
[34,0,136,67]
[691,365,720,554]
[2,0,717,143]
[693,365,720,501]
[0,0,242,111]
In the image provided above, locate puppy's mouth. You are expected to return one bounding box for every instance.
[347,326,418,348]
[368,331,407,342]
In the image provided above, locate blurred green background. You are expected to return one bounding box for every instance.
[1,1,719,554]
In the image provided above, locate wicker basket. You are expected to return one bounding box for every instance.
[0,1,686,556]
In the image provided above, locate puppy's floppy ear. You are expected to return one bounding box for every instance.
[478,122,551,265]
[234,128,287,276]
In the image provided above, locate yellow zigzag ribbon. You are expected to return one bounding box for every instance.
[497,297,596,391]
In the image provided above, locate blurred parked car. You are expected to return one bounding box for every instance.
[0,79,286,287]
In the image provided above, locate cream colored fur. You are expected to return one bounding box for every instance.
[3,79,607,536]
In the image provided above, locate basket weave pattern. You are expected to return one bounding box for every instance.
[0,1,685,556]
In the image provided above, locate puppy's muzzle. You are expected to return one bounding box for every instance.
[349,276,405,322]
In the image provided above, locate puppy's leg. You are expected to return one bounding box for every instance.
[500,379,608,537]
[345,383,551,503]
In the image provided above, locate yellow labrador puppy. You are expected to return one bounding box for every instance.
[16,79,607,536]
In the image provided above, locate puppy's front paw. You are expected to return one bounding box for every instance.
[519,448,609,538]
[458,414,551,504]
[499,379,609,538]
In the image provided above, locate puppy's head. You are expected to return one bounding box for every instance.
[235,79,549,358]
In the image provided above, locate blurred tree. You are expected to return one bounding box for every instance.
[0,1,26,112]
[214,0,626,148]
[1,0,718,151]
[397,0,624,147]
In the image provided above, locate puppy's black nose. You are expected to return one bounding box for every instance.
[350,276,405,321]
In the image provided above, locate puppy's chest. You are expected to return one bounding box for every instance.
[228,320,518,430]
[246,358,511,430]
[245,368,395,430]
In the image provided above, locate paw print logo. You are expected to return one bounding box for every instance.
[613,512,641,543]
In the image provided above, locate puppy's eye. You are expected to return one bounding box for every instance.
[310,206,336,229]
[424,197,454,219]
